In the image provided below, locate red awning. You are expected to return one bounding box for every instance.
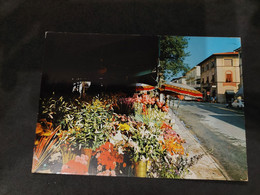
[160,83,203,98]
[135,83,155,92]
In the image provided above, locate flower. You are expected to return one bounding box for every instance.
[118,123,130,131]
[162,105,169,112]
[160,121,172,130]
[161,139,185,155]
[142,104,146,114]
[96,169,116,176]
[110,131,124,145]
[117,146,124,155]
[156,101,164,108]
[95,142,124,171]
[36,123,43,134]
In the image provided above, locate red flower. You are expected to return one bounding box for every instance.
[95,142,124,171]
[156,101,163,108]
[162,106,169,112]
[142,104,146,113]
[160,121,172,130]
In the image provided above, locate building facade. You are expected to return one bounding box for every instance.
[235,47,243,88]
[185,66,201,90]
[199,52,240,103]
[171,76,187,84]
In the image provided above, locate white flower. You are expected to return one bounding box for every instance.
[148,122,155,128]
[114,131,123,141]
[118,146,124,154]
[140,155,149,162]
[110,131,124,145]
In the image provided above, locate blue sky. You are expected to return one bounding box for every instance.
[169,36,241,80]
[184,36,241,69]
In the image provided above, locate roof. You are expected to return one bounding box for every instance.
[213,52,238,55]
[197,51,238,66]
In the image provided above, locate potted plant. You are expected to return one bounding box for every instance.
[125,120,164,177]
[61,98,114,173]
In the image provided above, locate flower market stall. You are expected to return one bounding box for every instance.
[32,92,202,178]
[32,33,202,179]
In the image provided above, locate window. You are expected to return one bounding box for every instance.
[202,66,204,72]
[206,76,209,83]
[206,64,209,70]
[224,59,232,66]
[211,75,215,83]
[226,71,232,82]
[211,61,215,68]
[202,78,204,84]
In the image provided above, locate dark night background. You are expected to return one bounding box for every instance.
[0,0,260,194]
[40,32,159,96]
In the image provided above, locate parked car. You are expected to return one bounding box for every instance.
[232,99,244,108]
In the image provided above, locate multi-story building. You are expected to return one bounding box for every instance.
[234,47,244,98]
[235,47,243,86]
[185,66,201,90]
[171,76,187,84]
[199,52,240,103]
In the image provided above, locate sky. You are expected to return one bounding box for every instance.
[170,36,241,80]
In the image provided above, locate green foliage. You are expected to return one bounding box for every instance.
[63,98,114,150]
[159,36,190,80]
[40,96,73,128]
[128,122,164,163]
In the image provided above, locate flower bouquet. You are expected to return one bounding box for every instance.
[59,98,114,174]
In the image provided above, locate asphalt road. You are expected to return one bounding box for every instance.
[174,101,248,181]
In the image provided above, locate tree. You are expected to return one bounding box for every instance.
[159,36,189,81]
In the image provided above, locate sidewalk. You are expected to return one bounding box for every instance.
[169,108,230,180]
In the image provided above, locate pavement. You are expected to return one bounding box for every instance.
[174,101,248,181]
[168,108,229,180]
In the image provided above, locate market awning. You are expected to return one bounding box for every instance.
[135,83,155,92]
[160,83,203,98]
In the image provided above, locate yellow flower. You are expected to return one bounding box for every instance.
[118,123,130,131]
[34,140,39,145]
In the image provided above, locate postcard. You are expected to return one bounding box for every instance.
[32,32,247,181]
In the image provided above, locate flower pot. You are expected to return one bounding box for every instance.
[81,148,92,173]
[134,161,147,177]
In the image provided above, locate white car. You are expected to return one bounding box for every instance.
[232,99,244,108]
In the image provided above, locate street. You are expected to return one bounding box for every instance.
[174,101,248,181]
